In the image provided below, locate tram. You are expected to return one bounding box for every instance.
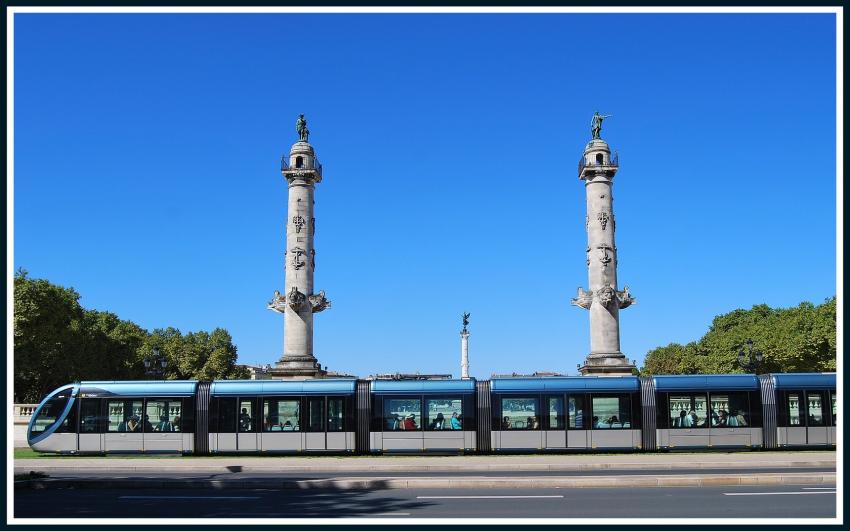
[27,373,836,454]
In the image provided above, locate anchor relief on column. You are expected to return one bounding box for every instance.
[267,287,332,314]
[571,284,636,311]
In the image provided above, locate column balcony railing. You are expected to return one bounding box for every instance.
[578,151,619,177]
[281,155,323,179]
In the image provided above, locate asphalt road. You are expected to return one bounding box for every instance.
[14,466,836,480]
[14,485,836,519]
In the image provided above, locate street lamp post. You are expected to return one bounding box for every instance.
[143,347,168,379]
[737,339,764,373]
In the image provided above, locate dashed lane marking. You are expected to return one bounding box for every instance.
[416,495,565,499]
[119,496,261,500]
[723,492,835,496]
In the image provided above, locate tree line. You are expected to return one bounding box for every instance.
[14,269,249,403]
[640,297,836,375]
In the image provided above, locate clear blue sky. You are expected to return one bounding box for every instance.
[13,13,837,378]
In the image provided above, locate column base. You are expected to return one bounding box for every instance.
[269,356,327,380]
[578,352,636,376]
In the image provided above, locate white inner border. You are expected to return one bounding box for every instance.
[6,4,843,527]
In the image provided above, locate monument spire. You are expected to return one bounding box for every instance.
[571,114,636,376]
[267,114,331,379]
[460,312,470,379]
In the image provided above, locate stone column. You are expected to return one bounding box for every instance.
[572,136,635,376]
[267,125,331,379]
[460,330,470,379]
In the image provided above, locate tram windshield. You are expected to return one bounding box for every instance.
[30,388,73,436]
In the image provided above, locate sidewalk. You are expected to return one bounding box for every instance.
[14,450,836,474]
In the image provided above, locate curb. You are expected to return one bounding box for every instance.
[14,473,836,491]
[12,460,837,474]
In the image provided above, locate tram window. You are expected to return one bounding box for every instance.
[568,395,585,429]
[786,392,803,426]
[306,398,324,432]
[31,390,73,435]
[181,398,195,433]
[384,398,422,431]
[832,392,837,426]
[548,396,565,430]
[709,393,749,427]
[668,394,707,428]
[263,398,300,431]
[238,399,255,432]
[806,391,825,427]
[216,398,237,433]
[425,397,462,430]
[501,398,539,430]
[79,399,103,433]
[328,398,345,432]
[146,399,182,432]
[591,395,631,429]
[107,400,143,432]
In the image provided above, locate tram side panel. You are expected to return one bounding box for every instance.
[489,377,642,452]
[653,375,763,450]
[370,380,477,453]
[771,373,836,448]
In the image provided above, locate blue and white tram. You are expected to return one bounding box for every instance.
[27,373,836,455]
[486,376,642,451]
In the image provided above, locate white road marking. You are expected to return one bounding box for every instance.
[416,495,564,499]
[723,492,835,496]
[119,496,261,500]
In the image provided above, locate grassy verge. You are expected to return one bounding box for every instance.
[14,447,836,459]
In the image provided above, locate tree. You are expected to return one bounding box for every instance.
[640,298,837,375]
[14,269,85,403]
[15,270,250,403]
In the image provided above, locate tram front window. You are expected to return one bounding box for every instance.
[30,389,73,436]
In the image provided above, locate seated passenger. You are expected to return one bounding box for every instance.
[678,410,689,428]
[609,415,620,428]
[530,416,540,430]
[118,415,130,432]
[143,415,155,433]
[403,414,417,430]
[451,411,462,430]
[710,410,720,426]
[157,414,173,432]
[592,416,600,429]
[716,410,728,427]
[172,416,181,431]
[282,420,294,431]
[688,410,699,427]
[502,416,511,430]
[430,413,445,430]
[126,416,140,432]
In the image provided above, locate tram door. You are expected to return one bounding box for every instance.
[143,399,183,452]
[305,397,326,450]
[78,398,103,453]
[237,398,258,452]
[104,399,144,451]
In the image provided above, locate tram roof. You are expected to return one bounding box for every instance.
[490,376,639,392]
[771,373,836,390]
[210,379,356,396]
[79,380,198,397]
[370,379,476,394]
[652,374,759,391]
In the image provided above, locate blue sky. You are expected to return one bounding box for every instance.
[13,13,837,378]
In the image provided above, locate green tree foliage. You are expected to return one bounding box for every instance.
[14,270,248,402]
[641,298,836,375]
